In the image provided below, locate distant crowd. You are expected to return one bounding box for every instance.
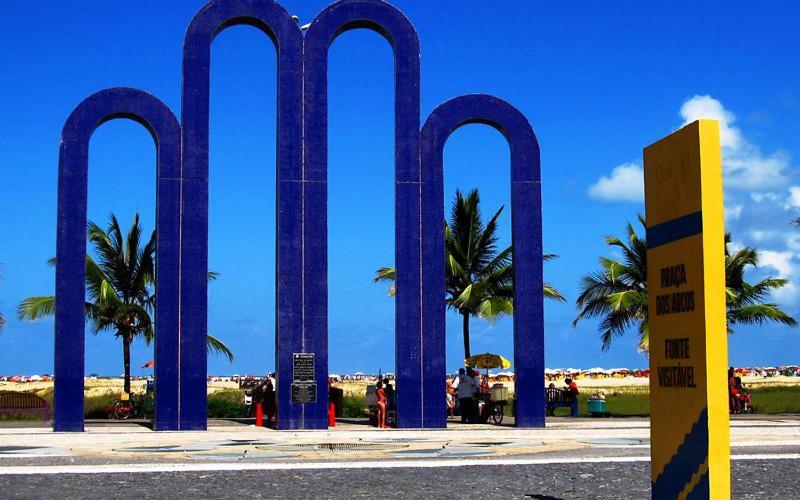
[2,366,798,384]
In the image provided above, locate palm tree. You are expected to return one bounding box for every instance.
[19,213,233,393]
[574,215,796,352]
[374,189,565,360]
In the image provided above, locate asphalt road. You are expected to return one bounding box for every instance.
[1,459,798,499]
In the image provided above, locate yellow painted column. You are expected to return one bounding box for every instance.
[644,120,730,499]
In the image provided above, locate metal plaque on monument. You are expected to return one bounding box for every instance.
[291,353,317,404]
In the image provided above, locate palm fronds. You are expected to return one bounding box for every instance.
[373,188,565,358]
[207,333,234,363]
[575,216,796,353]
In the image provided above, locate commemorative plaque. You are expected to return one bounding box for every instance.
[291,383,317,404]
[292,353,316,403]
[293,353,315,382]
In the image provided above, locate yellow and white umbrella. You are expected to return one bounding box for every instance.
[465,353,512,370]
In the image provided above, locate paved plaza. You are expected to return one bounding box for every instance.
[1,416,798,498]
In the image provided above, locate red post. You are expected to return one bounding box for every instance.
[255,402,263,427]
[328,402,336,427]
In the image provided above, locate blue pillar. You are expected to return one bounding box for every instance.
[181,0,303,430]
[302,0,423,429]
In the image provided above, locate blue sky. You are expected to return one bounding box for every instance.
[1,1,799,376]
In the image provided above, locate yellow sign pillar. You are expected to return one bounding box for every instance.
[644,120,730,499]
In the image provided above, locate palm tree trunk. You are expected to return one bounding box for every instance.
[123,334,131,394]
[462,312,471,361]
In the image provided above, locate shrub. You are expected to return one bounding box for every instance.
[207,389,248,418]
[341,394,366,418]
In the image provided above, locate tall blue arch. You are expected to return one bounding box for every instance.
[301,0,424,428]
[420,94,545,428]
[55,87,182,431]
[180,0,303,430]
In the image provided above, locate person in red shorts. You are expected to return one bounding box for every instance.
[728,367,740,414]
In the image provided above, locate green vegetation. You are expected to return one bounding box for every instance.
[0,413,41,421]
[18,213,234,394]
[341,394,367,418]
[748,385,800,414]
[375,188,565,359]
[574,216,796,352]
[206,389,248,418]
[548,384,800,416]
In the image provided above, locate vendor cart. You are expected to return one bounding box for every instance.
[465,353,513,425]
[476,384,508,424]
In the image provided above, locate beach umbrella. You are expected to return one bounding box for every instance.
[465,353,512,370]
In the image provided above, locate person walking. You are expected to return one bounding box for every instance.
[454,368,476,424]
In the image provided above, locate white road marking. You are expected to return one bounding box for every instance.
[0,454,797,475]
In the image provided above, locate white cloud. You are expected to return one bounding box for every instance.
[680,95,791,190]
[785,233,800,252]
[679,95,742,149]
[751,192,781,204]
[727,240,746,254]
[758,249,800,304]
[589,95,793,204]
[771,281,799,303]
[759,250,795,277]
[724,204,743,221]
[789,186,800,208]
[749,229,777,242]
[587,163,644,202]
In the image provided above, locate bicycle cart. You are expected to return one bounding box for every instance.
[476,384,508,424]
[464,353,513,425]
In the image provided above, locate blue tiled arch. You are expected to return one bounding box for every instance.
[300,0,424,429]
[55,87,182,431]
[420,94,545,428]
[180,0,303,430]
[53,1,547,433]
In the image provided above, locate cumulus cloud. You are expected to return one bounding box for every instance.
[680,95,791,190]
[679,95,742,149]
[789,186,800,208]
[759,250,795,277]
[771,281,799,302]
[587,163,644,202]
[724,204,743,221]
[751,192,781,204]
[589,94,800,311]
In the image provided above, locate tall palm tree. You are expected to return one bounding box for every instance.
[374,189,565,360]
[574,215,796,352]
[19,213,233,393]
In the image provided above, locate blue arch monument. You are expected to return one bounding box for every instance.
[55,88,182,431]
[53,0,545,431]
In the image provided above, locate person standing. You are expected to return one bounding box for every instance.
[455,368,475,424]
[375,380,388,429]
[383,378,396,412]
[263,378,276,427]
[563,377,580,417]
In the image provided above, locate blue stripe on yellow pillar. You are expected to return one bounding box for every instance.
[652,408,709,499]
[646,211,703,249]
[686,470,710,499]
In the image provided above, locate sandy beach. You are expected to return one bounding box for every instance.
[2,375,797,400]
